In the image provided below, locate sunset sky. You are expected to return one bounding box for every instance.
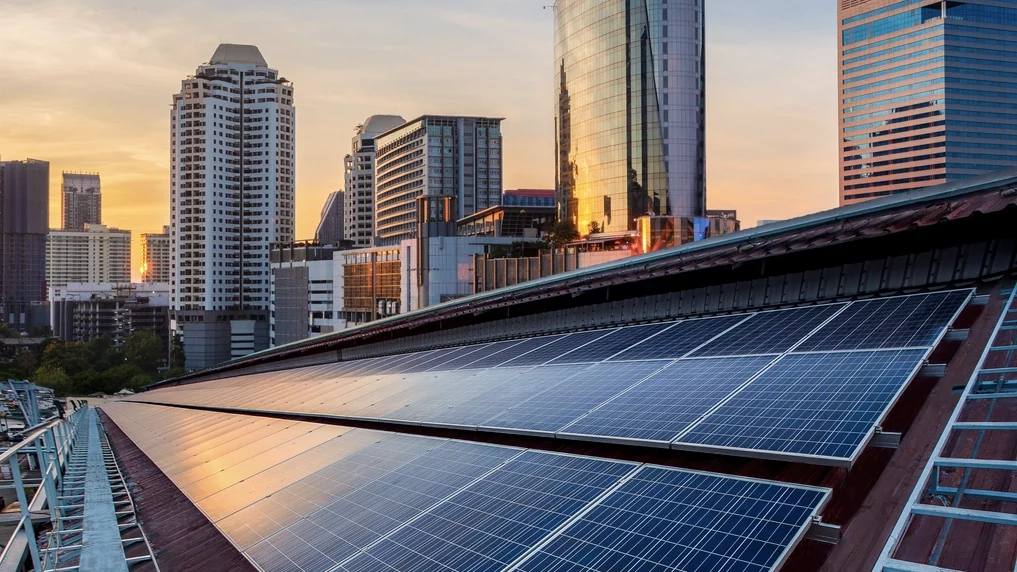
[0,0,838,281]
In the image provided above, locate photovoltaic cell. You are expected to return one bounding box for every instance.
[498,330,613,367]
[479,361,669,435]
[337,452,636,572]
[443,340,524,370]
[560,356,777,444]
[548,323,674,364]
[691,304,846,357]
[679,349,928,460]
[516,466,828,572]
[795,290,971,352]
[462,335,567,369]
[608,315,747,361]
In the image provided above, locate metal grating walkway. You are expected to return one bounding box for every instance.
[876,286,1017,571]
[40,408,155,571]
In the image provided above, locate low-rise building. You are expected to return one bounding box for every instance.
[49,282,169,347]
[269,243,342,347]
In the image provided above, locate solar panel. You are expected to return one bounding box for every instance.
[380,368,534,424]
[678,349,928,462]
[336,452,637,572]
[498,330,614,367]
[460,335,567,369]
[560,356,778,445]
[608,315,747,361]
[441,340,524,370]
[795,290,971,352]
[247,439,517,571]
[515,466,829,572]
[479,361,670,436]
[548,322,675,364]
[419,365,590,427]
[691,304,846,357]
[105,403,834,572]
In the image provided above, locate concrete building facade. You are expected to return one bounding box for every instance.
[554,0,707,233]
[343,115,405,248]
[269,243,338,347]
[61,172,101,230]
[169,43,295,368]
[0,159,50,329]
[141,226,171,284]
[839,0,1017,205]
[46,224,132,289]
[374,115,504,246]
[49,282,169,348]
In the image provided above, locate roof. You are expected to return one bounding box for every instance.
[162,167,1017,384]
[360,115,406,136]
[208,43,267,67]
[375,115,506,140]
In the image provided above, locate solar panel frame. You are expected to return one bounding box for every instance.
[509,464,831,572]
[546,322,677,365]
[607,314,750,361]
[690,303,848,357]
[556,355,780,448]
[497,330,616,367]
[794,289,973,352]
[673,348,931,466]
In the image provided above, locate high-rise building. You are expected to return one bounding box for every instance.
[554,0,706,234]
[839,0,1017,205]
[344,115,405,248]
[46,223,132,289]
[1,159,49,329]
[374,115,504,245]
[141,225,171,284]
[61,172,101,230]
[170,44,296,368]
[314,191,344,245]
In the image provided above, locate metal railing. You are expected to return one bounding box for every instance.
[875,286,1017,571]
[0,405,87,571]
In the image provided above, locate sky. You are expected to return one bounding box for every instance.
[0,0,839,282]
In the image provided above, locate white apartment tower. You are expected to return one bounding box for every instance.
[46,224,131,289]
[344,115,405,248]
[170,44,296,369]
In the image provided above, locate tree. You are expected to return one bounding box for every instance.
[547,220,581,247]
[588,221,602,235]
[124,331,166,376]
[34,364,73,396]
[41,342,93,379]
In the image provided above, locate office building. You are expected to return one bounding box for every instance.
[50,282,170,348]
[46,224,131,289]
[344,115,405,248]
[170,44,295,368]
[61,172,101,230]
[839,0,1017,205]
[554,0,706,234]
[269,242,338,347]
[0,159,49,329]
[314,191,344,246]
[141,226,171,284]
[374,115,503,245]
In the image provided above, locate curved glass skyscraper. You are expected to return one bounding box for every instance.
[554,0,706,233]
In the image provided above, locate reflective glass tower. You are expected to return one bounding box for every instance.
[554,0,706,234]
[839,0,1017,205]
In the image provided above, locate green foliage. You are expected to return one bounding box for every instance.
[588,221,602,235]
[41,342,92,378]
[547,220,581,247]
[33,364,73,396]
[124,331,166,375]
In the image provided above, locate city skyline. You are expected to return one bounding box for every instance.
[0,0,839,281]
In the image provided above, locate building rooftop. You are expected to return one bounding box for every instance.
[208,43,267,67]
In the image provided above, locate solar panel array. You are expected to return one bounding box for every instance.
[136,290,971,466]
[102,403,830,572]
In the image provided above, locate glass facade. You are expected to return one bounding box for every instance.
[839,0,1017,205]
[555,0,705,233]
